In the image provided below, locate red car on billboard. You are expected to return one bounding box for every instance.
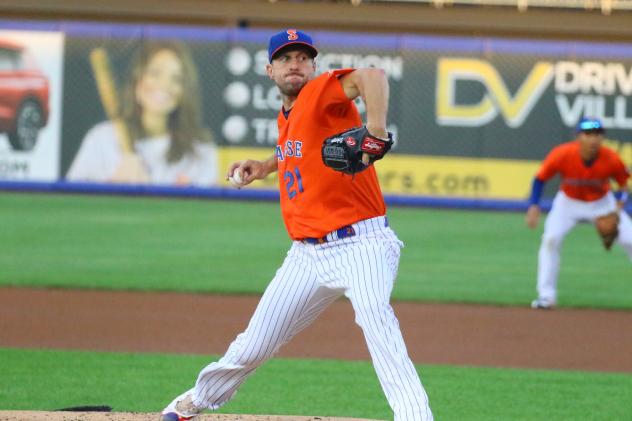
[0,38,50,151]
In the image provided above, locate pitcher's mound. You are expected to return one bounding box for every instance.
[0,411,384,421]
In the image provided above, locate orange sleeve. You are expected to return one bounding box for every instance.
[609,150,631,188]
[536,146,563,181]
[315,69,357,115]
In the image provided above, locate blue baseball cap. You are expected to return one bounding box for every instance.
[268,29,318,63]
[576,117,605,133]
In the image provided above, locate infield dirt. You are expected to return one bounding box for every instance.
[2,287,631,372]
[1,286,631,421]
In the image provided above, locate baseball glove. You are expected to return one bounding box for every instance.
[595,212,619,250]
[321,126,394,175]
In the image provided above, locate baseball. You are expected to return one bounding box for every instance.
[229,168,243,186]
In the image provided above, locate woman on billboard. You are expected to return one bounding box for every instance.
[67,40,218,186]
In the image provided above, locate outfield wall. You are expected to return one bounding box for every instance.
[0,20,631,210]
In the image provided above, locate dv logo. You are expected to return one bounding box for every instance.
[436,58,554,128]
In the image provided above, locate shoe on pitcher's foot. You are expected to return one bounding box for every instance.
[160,390,204,421]
[531,298,555,309]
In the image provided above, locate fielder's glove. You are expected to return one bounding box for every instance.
[595,212,619,250]
[321,126,394,175]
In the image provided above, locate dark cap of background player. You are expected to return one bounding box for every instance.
[268,29,318,63]
[576,117,605,134]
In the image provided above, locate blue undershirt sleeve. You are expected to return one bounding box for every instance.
[528,177,545,206]
[614,190,629,203]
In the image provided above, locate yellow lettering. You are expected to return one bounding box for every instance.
[436,58,553,127]
[436,58,496,126]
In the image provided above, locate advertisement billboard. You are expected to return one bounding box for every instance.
[0,30,64,181]
[0,21,630,206]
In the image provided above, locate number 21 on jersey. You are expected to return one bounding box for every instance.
[284,167,304,199]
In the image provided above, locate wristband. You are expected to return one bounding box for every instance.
[614,190,628,203]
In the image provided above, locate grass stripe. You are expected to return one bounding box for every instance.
[1,192,630,308]
[1,348,631,420]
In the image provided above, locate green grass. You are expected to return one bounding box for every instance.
[1,192,630,308]
[393,207,632,308]
[1,348,630,421]
[1,193,630,420]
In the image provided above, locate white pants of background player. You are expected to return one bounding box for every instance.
[537,191,632,304]
[183,216,432,421]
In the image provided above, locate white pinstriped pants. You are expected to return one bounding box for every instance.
[190,216,433,421]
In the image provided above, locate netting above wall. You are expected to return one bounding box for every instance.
[352,0,632,14]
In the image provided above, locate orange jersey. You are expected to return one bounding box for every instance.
[276,69,386,240]
[536,140,629,202]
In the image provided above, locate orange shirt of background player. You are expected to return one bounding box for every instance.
[536,140,630,202]
[276,69,386,240]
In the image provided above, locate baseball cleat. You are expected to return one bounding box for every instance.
[160,390,203,421]
[160,414,193,421]
[531,298,555,309]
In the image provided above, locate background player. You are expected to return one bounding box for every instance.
[525,117,632,309]
[160,29,433,421]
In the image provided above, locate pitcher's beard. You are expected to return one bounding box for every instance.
[279,80,306,97]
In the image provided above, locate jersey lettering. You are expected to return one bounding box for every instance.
[286,141,294,157]
[276,140,303,161]
[284,167,305,200]
[275,145,284,161]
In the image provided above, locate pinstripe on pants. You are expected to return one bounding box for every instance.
[190,216,433,420]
